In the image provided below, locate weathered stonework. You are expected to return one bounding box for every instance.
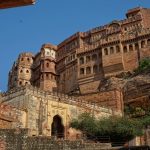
[8,7,150,96]
[0,129,112,150]
[1,85,120,138]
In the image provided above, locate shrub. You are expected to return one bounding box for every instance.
[70,113,144,143]
[134,57,150,74]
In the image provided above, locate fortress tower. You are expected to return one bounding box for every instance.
[8,7,150,94]
[8,53,33,90]
[32,44,57,92]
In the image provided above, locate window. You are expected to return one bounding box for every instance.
[79,57,84,65]
[110,47,114,54]
[104,48,108,55]
[41,74,43,80]
[86,67,91,74]
[124,27,127,31]
[129,45,133,51]
[86,56,91,63]
[51,74,53,80]
[46,63,49,68]
[116,45,120,53]
[147,39,150,46]
[46,73,49,79]
[135,43,139,50]
[20,69,23,73]
[26,70,29,73]
[141,41,145,48]
[123,46,127,53]
[19,81,22,85]
[92,54,97,61]
[27,58,30,62]
[93,65,98,73]
[25,82,28,85]
[21,58,24,61]
[80,68,84,75]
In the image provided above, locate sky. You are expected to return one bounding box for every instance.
[0,0,150,91]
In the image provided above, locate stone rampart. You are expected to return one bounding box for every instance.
[0,129,112,150]
[1,85,117,115]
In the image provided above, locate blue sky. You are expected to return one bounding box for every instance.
[0,0,150,91]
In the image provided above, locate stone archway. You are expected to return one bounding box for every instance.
[51,115,64,138]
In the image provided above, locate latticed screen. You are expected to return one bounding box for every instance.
[0,0,35,9]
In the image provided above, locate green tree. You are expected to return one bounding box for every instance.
[70,113,144,144]
[134,57,150,74]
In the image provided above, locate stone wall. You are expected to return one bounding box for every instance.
[78,90,123,112]
[0,129,112,150]
[1,85,119,137]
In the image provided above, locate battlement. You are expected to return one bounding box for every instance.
[18,52,34,58]
[42,43,57,50]
[121,28,150,41]
[0,85,120,115]
[58,32,80,48]
[126,7,142,16]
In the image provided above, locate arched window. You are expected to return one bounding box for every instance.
[20,69,23,73]
[46,62,49,68]
[147,39,150,46]
[123,46,127,53]
[129,44,133,51]
[26,70,29,73]
[104,48,108,55]
[46,73,49,79]
[93,65,98,73]
[135,43,139,50]
[19,81,22,85]
[25,82,28,85]
[92,54,97,61]
[41,74,43,80]
[79,57,84,65]
[110,47,114,54]
[86,56,91,63]
[141,40,145,48]
[27,58,30,62]
[80,68,84,75]
[116,45,120,53]
[21,58,24,61]
[86,67,91,74]
[51,74,53,80]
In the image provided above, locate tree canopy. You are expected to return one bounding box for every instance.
[70,113,145,144]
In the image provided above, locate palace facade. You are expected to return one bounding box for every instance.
[0,7,150,145]
[8,7,150,95]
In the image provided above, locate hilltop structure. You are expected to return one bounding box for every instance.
[8,7,150,95]
[0,7,150,144]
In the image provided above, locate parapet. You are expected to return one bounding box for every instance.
[18,52,34,58]
[1,85,118,115]
[126,7,142,17]
[41,43,57,50]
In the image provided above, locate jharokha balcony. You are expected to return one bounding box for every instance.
[0,0,35,9]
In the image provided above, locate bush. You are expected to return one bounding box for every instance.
[134,57,150,74]
[70,113,144,143]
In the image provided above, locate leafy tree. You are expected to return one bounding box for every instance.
[140,115,150,128]
[70,113,144,144]
[134,57,150,74]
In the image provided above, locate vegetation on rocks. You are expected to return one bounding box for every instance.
[134,57,150,74]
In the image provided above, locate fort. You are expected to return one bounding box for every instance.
[0,7,150,148]
[8,7,150,95]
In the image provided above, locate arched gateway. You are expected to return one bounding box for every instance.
[51,115,64,138]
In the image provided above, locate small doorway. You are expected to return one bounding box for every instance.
[51,115,64,138]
